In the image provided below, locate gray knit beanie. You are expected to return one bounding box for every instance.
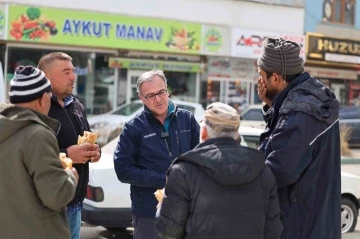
[9,65,51,104]
[257,37,304,78]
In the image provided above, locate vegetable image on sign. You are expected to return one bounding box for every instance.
[9,7,58,41]
[166,27,200,51]
[205,28,222,52]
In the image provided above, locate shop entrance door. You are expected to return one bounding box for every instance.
[204,77,252,113]
[127,70,144,103]
[331,83,346,105]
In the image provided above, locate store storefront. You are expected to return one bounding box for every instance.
[224,27,306,109]
[4,4,203,113]
[108,57,202,105]
[202,57,258,112]
[306,33,360,106]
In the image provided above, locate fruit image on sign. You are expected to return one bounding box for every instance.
[205,28,222,52]
[165,27,200,51]
[9,7,58,41]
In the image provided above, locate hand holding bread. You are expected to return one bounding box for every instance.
[59,153,73,170]
[154,189,164,203]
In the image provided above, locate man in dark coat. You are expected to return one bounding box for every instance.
[156,102,282,239]
[257,37,341,239]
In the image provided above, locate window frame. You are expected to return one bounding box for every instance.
[329,0,356,25]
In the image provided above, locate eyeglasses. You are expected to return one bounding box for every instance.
[141,89,168,101]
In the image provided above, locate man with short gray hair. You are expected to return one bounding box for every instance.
[114,69,200,239]
[156,102,282,239]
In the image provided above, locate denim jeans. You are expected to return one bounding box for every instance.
[67,209,81,239]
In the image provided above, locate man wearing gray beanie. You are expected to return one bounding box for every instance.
[257,38,341,239]
[0,65,78,239]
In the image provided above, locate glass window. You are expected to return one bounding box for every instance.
[324,0,356,25]
[242,109,263,121]
[166,71,196,102]
[7,48,115,115]
[111,102,143,116]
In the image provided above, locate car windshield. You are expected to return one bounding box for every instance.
[241,109,263,121]
[111,102,143,116]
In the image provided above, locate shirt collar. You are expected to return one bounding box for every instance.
[52,95,74,107]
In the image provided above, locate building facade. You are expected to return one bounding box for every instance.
[0,0,305,114]
[304,0,360,106]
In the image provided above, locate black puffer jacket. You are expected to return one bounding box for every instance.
[156,137,282,239]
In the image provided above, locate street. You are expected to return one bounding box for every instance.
[80,223,360,239]
[81,163,360,238]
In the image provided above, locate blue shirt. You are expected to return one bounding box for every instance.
[52,95,74,108]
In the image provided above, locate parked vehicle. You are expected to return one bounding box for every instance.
[82,127,360,233]
[240,104,266,130]
[339,106,360,148]
[87,100,205,146]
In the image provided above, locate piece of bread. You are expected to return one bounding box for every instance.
[59,153,73,170]
[154,189,164,203]
[77,131,97,145]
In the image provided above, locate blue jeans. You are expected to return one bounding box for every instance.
[67,209,81,239]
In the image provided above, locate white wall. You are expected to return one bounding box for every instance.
[2,0,304,34]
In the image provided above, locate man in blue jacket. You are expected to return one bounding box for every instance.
[114,69,200,239]
[257,37,341,239]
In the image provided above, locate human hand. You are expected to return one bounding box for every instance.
[66,167,79,184]
[67,143,100,164]
[257,77,272,107]
[88,144,101,163]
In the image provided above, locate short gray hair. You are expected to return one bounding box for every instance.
[204,122,239,140]
[136,69,167,93]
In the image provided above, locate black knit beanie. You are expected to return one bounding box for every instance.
[257,37,304,78]
[9,65,51,104]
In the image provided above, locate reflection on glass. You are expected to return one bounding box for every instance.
[334,0,342,22]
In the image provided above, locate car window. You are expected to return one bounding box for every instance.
[242,109,263,121]
[178,105,195,113]
[111,103,143,116]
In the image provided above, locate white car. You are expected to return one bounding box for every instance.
[87,100,205,146]
[82,127,360,234]
[240,104,266,130]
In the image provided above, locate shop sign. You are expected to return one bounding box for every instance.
[207,57,258,80]
[231,28,305,59]
[306,33,360,66]
[306,66,357,80]
[0,5,7,40]
[108,57,202,73]
[202,25,230,56]
[7,5,202,54]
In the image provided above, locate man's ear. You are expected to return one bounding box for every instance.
[39,92,47,107]
[200,124,207,141]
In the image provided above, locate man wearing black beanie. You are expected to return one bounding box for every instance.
[0,65,78,239]
[257,38,341,239]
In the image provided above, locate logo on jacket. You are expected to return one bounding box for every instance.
[180,129,191,133]
[144,133,156,138]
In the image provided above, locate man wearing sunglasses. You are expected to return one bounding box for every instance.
[114,69,200,239]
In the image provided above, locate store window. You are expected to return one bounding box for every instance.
[323,0,356,25]
[7,48,115,114]
[166,71,196,102]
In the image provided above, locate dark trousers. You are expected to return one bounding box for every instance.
[133,215,162,239]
